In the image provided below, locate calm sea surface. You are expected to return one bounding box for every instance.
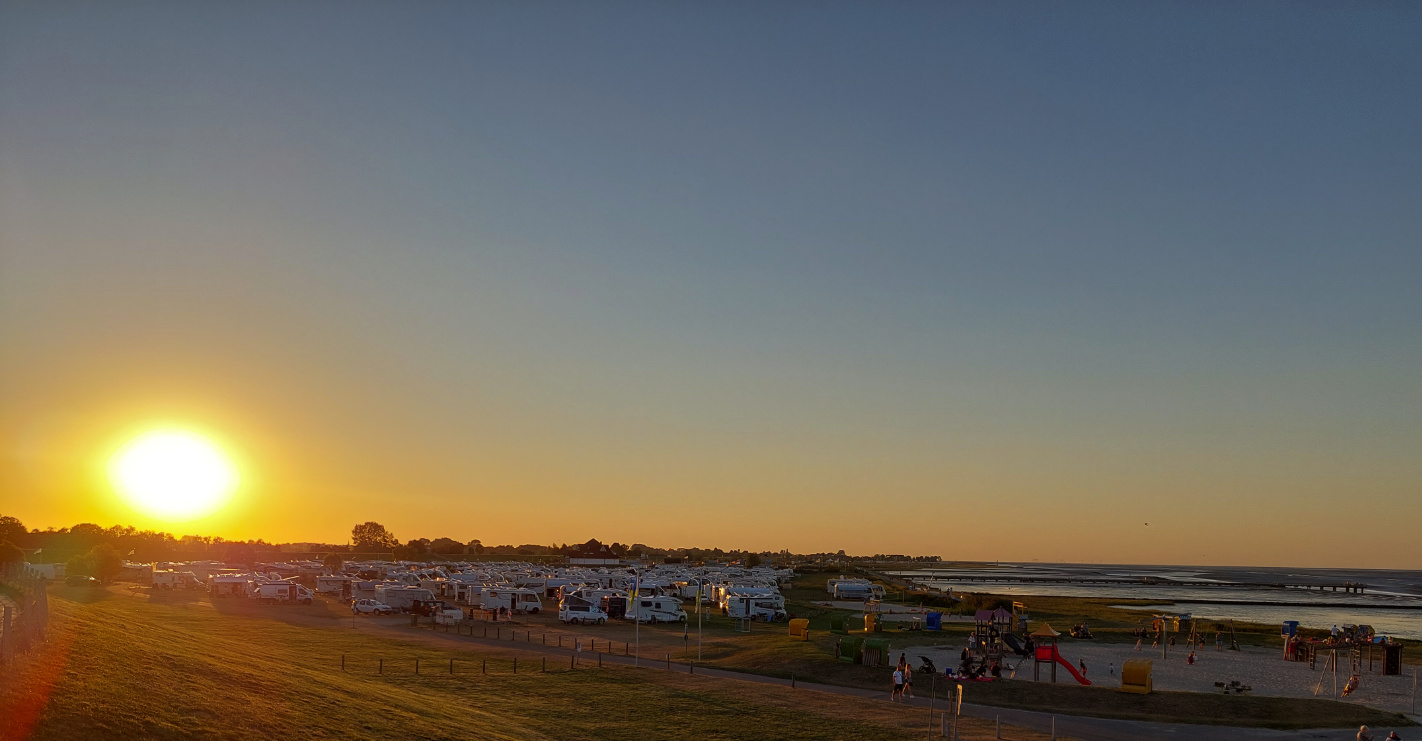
[892,563,1422,640]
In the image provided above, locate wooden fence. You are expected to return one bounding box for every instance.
[0,580,49,666]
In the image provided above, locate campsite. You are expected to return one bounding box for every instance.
[5,555,1415,741]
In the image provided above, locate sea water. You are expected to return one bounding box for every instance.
[892,563,1422,640]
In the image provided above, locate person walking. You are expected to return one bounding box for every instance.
[903,663,914,699]
[891,667,904,702]
[1078,658,1087,677]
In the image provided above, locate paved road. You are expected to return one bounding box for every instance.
[366,619,1417,741]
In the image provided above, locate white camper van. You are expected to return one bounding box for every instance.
[151,570,203,590]
[209,574,252,598]
[480,588,543,614]
[316,575,355,595]
[375,586,435,612]
[558,601,609,625]
[724,589,787,621]
[626,595,687,624]
[254,582,314,604]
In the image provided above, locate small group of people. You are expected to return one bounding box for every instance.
[890,653,915,701]
[1069,623,1093,639]
[1356,725,1403,741]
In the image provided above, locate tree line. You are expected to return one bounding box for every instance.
[0,515,939,585]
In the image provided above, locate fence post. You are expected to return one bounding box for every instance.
[513,657,517,674]
[996,715,1000,739]
[666,654,670,670]
[341,654,345,671]
[415,658,419,675]
[542,657,546,672]
[449,658,454,674]
[482,659,486,674]
[379,658,383,674]
[572,655,575,669]
[1,606,11,664]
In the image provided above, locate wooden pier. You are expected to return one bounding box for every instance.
[908,575,1371,594]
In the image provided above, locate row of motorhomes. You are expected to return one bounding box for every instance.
[827,576,887,601]
[145,567,317,604]
[134,560,794,622]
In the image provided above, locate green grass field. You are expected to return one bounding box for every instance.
[2,580,1412,739]
[0,587,1053,741]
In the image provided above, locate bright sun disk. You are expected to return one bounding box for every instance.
[109,429,238,520]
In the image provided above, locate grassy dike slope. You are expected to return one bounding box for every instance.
[0,587,1053,741]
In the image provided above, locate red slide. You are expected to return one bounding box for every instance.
[1035,646,1092,685]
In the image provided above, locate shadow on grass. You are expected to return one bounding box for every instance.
[49,586,113,605]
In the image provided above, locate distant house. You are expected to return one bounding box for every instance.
[566,539,620,566]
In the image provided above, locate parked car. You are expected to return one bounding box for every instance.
[351,599,396,615]
[65,575,101,587]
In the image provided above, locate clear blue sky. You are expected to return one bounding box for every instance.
[2,2,1419,566]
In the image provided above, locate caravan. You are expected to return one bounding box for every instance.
[723,588,787,622]
[626,595,687,624]
[316,575,355,596]
[480,588,543,614]
[209,574,253,598]
[254,582,314,604]
[375,586,435,612]
[151,570,203,590]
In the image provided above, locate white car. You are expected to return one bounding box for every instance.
[351,599,396,615]
[559,603,609,625]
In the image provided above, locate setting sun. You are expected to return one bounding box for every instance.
[108,430,238,521]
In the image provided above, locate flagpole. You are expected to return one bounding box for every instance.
[633,568,640,667]
[697,576,703,662]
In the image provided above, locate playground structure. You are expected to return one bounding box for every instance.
[1134,612,1237,659]
[1030,623,1091,685]
[1284,622,1405,677]
[970,607,1014,665]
